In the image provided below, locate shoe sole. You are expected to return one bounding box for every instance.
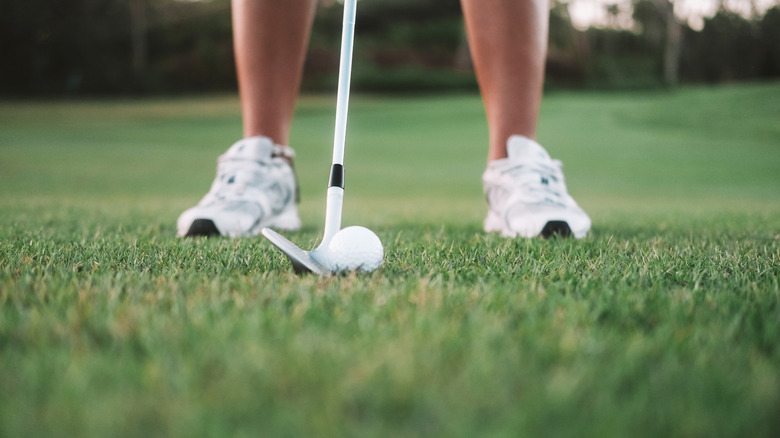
[484,210,587,239]
[540,221,573,238]
[182,202,302,238]
[185,219,221,237]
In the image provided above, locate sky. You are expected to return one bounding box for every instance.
[567,0,779,30]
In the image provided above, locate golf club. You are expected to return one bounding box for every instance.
[262,0,373,275]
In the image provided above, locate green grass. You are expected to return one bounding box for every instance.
[1,83,779,437]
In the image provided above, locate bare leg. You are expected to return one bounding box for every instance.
[460,0,549,161]
[232,0,318,145]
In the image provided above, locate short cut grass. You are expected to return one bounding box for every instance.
[1,83,779,437]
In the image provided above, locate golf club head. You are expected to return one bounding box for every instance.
[261,228,328,276]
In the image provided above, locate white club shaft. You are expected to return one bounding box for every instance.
[321,187,344,244]
[319,0,357,249]
[332,0,357,166]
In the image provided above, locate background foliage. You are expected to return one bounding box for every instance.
[1,0,779,95]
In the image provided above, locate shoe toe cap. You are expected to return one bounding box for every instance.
[505,204,591,239]
[177,203,263,237]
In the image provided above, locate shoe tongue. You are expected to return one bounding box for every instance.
[506,135,550,162]
[223,136,275,161]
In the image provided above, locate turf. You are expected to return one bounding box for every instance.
[1,83,779,437]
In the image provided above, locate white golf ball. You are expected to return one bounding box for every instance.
[327,226,383,273]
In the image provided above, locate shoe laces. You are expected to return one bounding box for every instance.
[205,157,286,204]
[499,158,569,205]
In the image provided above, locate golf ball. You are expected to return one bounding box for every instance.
[327,226,383,273]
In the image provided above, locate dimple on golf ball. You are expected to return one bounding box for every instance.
[327,226,383,273]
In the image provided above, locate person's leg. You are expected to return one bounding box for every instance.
[233,0,318,145]
[462,0,590,238]
[178,0,316,237]
[460,0,548,161]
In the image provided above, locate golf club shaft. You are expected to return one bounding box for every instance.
[332,0,357,166]
[321,0,357,245]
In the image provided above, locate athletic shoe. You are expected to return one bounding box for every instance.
[177,136,301,237]
[482,135,590,239]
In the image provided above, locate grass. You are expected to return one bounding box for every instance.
[1,82,779,437]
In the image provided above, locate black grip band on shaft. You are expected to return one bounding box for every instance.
[329,164,345,189]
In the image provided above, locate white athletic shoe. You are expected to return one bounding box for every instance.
[177,136,301,237]
[483,135,590,239]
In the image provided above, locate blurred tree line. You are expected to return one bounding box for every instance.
[1,0,779,96]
